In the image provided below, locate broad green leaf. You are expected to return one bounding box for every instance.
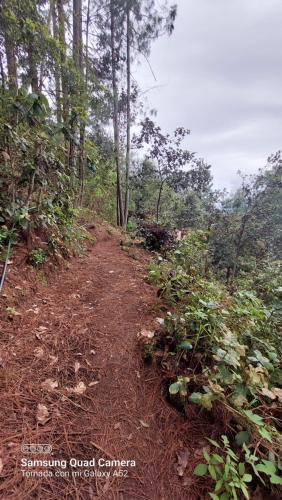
[209,494,220,500]
[258,427,272,443]
[256,461,276,475]
[239,462,245,475]
[178,340,193,350]
[243,410,263,426]
[215,479,223,492]
[241,483,250,499]
[270,475,282,485]
[211,454,224,464]
[194,463,208,476]
[208,464,217,480]
[169,382,180,395]
[235,431,249,446]
[189,392,203,404]
[219,494,229,500]
[208,438,220,448]
[242,474,252,482]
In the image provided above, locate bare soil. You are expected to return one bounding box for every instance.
[0,226,209,499]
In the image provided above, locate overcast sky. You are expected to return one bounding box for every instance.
[134,0,282,189]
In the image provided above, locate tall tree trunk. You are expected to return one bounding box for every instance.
[85,0,90,85]
[57,0,69,122]
[73,0,85,206]
[27,32,39,93]
[77,0,91,206]
[232,212,250,278]
[51,0,62,122]
[57,0,71,170]
[0,50,5,91]
[156,180,164,223]
[4,34,18,92]
[123,2,131,229]
[110,0,124,226]
[38,3,52,93]
[73,0,82,71]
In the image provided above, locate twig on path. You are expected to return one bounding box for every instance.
[62,395,97,414]
[90,441,115,460]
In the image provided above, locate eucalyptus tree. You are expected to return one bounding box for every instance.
[134,118,193,222]
[122,0,177,227]
[90,0,177,226]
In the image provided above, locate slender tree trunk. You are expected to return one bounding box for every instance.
[123,3,131,229]
[110,0,124,226]
[232,212,250,277]
[73,0,85,206]
[51,0,62,122]
[57,0,69,121]
[27,36,39,93]
[4,34,18,92]
[0,50,5,91]
[73,0,82,70]
[156,180,164,223]
[85,0,90,84]
[39,3,52,94]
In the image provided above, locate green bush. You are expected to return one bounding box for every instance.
[148,230,282,497]
[27,248,46,266]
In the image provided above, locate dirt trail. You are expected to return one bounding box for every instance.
[0,228,206,499]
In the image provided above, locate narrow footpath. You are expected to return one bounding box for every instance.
[0,227,207,499]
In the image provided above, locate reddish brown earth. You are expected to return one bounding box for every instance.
[0,226,209,499]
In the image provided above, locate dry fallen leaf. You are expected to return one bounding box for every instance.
[0,458,3,474]
[140,329,154,339]
[273,388,282,402]
[38,326,47,332]
[35,326,47,340]
[88,381,99,387]
[36,404,50,425]
[74,361,81,373]
[156,317,165,325]
[175,448,190,477]
[1,150,10,161]
[139,419,150,428]
[49,355,58,365]
[261,387,276,400]
[114,422,121,430]
[41,379,58,391]
[72,381,86,395]
[34,347,44,358]
[6,442,17,449]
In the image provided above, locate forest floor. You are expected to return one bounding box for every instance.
[0,224,210,499]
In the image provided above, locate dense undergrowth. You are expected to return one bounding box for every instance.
[0,89,114,268]
[148,230,282,499]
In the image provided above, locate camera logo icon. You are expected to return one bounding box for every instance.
[21,444,52,454]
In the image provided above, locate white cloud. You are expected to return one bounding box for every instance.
[134,0,282,188]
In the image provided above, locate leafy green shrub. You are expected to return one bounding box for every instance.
[148,230,282,497]
[27,248,46,266]
[194,436,282,500]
